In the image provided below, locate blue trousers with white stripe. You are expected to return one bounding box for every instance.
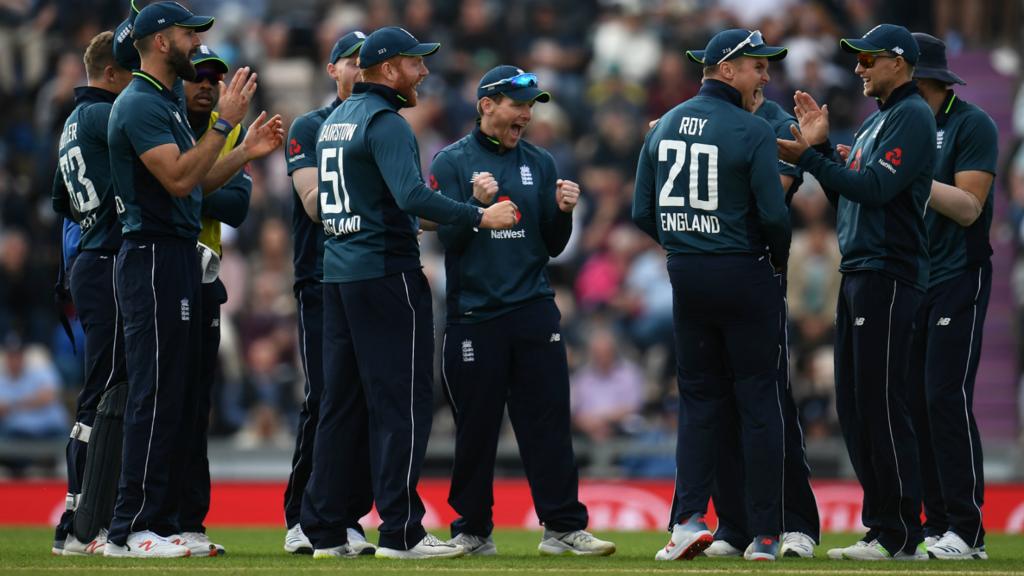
[443,299,588,538]
[835,271,923,555]
[55,250,126,541]
[712,276,820,549]
[284,281,372,532]
[176,279,227,533]
[666,254,784,537]
[302,271,429,551]
[909,263,989,547]
[108,238,199,546]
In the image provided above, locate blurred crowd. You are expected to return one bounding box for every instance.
[0,0,1020,476]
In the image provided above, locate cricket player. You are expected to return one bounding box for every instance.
[300,26,517,559]
[50,29,133,556]
[104,1,276,557]
[777,23,934,560]
[430,65,615,557]
[907,32,996,561]
[282,30,375,556]
[633,28,791,562]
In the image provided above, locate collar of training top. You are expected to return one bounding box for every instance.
[698,79,743,109]
[74,86,118,105]
[934,89,959,128]
[473,123,510,155]
[352,82,410,109]
[131,70,179,103]
[877,80,919,111]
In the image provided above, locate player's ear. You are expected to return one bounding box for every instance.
[326,62,336,78]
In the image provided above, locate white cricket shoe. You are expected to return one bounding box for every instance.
[104,530,191,558]
[51,539,64,556]
[703,539,742,557]
[538,529,615,556]
[313,544,356,558]
[839,539,927,561]
[655,514,713,561]
[780,531,815,558]
[827,539,872,559]
[347,527,376,556]
[284,524,312,554]
[448,533,497,556]
[169,532,225,557]
[927,531,988,560]
[375,533,465,559]
[63,528,108,556]
[924,535,940,548]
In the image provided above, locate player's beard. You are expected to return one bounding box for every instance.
[169,44,197,82]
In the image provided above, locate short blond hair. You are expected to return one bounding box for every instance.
[83,31,116,81]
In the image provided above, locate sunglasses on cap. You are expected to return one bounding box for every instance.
[193,68,225,85]
[480,72,538,92]
[856,52,898,69]
[719,30,764,63]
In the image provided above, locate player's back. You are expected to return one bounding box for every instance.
[57,89,121,253]
[317,87,419,283]
[639,82,789,264]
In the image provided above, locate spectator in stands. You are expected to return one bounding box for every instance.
[0,332,68,475]
[570,326,645,443]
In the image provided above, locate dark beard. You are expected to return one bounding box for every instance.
[169,44,197,82]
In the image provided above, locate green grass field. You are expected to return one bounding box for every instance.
[2,528,1022,575]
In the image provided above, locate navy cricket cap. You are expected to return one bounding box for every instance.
[330,31,366,64]
[358,26,439,69]
[841,24,919,66]
[477,65,550,103]
[132,1,214,39]
[113,18,141,70]
[912,32,965,85]
[191,44,227,72]
[686,29,787,66]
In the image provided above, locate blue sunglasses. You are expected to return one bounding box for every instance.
[480,72,538,92]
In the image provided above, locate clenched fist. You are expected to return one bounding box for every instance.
[472,171,499,205]
[556,179,580,213]
[479,200,519,229]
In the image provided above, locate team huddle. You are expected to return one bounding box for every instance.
[50,0,995,564]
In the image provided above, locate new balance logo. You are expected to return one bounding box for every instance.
[937,317,951,326]
[138,539,155,551]
[854,317,866,326]
[550,333,561,342]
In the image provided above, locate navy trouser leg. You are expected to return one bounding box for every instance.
[507,300,588,533]
[56,251,125,539]
[710,394,748,549]
[712,274,819,545]
[837,272,923,555]
[304,272,428,551]
[780,378,820,541]
[909,296,946,538]
[109,239,199,545]
[345,271,433,550]
[922,265,989,547]
[285,282,324,529]
[668,255,783,536]
[301,282,372,548]
[444,317,511,538]
[177,279,226,533]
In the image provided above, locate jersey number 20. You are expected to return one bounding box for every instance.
[59,146,100,213]
[657,140,718,211]
[319,146,350,214]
